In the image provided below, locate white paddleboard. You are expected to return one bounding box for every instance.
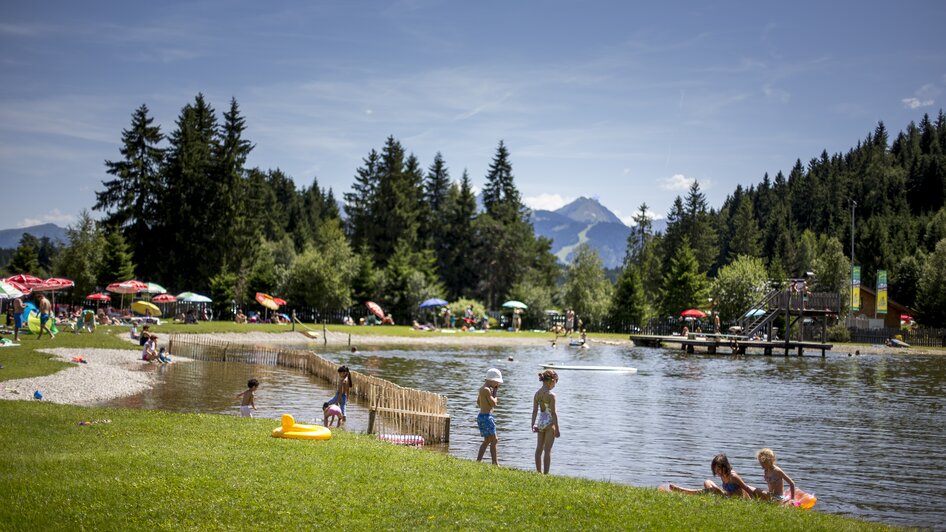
[542,363,637,373]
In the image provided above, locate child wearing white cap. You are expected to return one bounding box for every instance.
[476,368,503,465]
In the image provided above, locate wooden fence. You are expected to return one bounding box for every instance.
[168,334,450,443]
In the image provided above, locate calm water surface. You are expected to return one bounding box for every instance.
[105,342,946,529]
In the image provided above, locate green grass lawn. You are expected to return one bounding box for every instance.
[0,325,893,529]
[0,401,887,531]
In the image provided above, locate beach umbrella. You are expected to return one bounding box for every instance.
[131,300,161,317]
[176,292,212,303]
[365,301,385,319]
[152,294,176,303]
[273,297,287,306]
[144,282,167,294]
[502,300,528,310]
[744,308,765,318]
[255,292,279,311]
[85,292,111,302]
[4,279,31,296]
[31,278,75,292]
[0,281,24,299]
[4,274,44,288]
[107,280,148,294]
[680,309,706,318]
[419,298,448,309]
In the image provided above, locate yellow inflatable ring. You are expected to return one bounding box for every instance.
[271,414,332,441]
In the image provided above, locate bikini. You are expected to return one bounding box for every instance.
[722,481,740,495]
[764,469,788,500]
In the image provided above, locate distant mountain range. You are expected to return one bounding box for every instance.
[1,200,656,270]
[0,223,68,249]
[530,197,665,269]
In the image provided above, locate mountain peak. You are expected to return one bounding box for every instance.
[555,197,624,226]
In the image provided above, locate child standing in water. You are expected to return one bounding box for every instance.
[531,369,560,474]
[752,448,796,503]
[236,378,259,417]
[476,368,503,465]
[325,366,353,424]
[669,453,753,498]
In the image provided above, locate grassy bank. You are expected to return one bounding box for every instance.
[0,401,886,531]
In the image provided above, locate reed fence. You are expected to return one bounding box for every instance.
[168,334,450,444]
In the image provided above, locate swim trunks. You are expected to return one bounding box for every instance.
[240,405,253,418]
[14,315,22,328]
[40,313,49,326]
[477,413,496,437]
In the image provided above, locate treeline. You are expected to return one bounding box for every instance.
[4,94,946,327]
[616,114,946,327]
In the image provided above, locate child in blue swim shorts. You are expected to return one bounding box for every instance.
[476,368,503,465]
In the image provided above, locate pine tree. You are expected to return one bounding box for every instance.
[728,194,762,260]
[481,140,526,224]
[422,152,452,266]
[441,171,478,299]
[214,97,254,278]
[372,137,422,265]
[98,228,136,284]
[609,264,647,330]
[345,149,381,249]
[94,104,164,276]
[157,94,220,289]
[660,236,709,316]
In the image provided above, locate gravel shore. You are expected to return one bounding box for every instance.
[0,348,174,405]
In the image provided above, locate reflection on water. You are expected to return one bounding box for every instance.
[104,343,946,529]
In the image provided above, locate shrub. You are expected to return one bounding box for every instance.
[827,323,851,342]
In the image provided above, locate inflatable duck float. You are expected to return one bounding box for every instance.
[271,414,332,441]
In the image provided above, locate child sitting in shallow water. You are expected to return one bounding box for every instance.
[751,448,796,504]
[669,453,753,498]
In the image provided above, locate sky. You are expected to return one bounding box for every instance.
[1,1,944,230]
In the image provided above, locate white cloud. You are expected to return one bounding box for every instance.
[762,85,790,104]
[659,174,695,191]
[525,193,572,211]
[902,83,940,109]
[902,97,934,110]
[17,209,76,228]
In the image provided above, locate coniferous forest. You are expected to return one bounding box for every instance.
[4,94,946,328]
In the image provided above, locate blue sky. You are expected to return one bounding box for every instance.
[1,1,944,230]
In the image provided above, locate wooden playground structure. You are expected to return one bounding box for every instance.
[632,283,841,357]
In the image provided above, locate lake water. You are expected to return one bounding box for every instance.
[104,342,946,529]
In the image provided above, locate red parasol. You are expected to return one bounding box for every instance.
[5,274,44,288]
[152,293,177,303]
[5,279,32,295]
[900,314,913,321]
[255,292,279,311]
[32,278,75,292]
[273,297,287,306]
[85,292,111,302]
[106,280,148,294]
[680,309,707,318]
[366,301,384,319]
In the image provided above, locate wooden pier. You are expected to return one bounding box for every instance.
[630,334,833,357]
